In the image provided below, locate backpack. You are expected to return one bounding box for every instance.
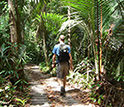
[58,44,70,62]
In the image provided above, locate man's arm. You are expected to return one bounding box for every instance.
[69,53,73,70]
[52,54,56,68]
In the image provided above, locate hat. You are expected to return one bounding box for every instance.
[60,35,65,40]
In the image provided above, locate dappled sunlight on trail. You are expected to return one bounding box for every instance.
[25,64,95,107]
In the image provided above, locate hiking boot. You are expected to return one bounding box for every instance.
[60,86,65,96]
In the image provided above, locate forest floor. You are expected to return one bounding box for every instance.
[24,64,96,107]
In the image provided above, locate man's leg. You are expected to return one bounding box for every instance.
[57,78,63,86]
[57,76,66,88]
[57,78,65,96]
[63,76,66,88]
[57,62,68,96]
[56,63,63,86]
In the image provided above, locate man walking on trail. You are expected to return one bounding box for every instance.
[52,35,73,96]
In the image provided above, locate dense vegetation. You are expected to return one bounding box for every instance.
[0,0,124,106]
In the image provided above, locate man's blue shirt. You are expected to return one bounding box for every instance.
[52,43,71,62]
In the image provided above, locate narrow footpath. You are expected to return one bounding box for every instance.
[24,64,95,107]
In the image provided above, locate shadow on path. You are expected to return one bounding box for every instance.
[24,64,95,107]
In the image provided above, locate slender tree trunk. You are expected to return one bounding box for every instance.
[36,23,49,66]
[41,3,49,66]
[8,0,17,44]
[22,23,25,43]
[35,2,48,65]
[35,25,40,42]
[15,0,22,46]
[100,0,103,79]
[43,32,48,66]
[68,6,71,47]
[96,0,100,80]
[87,40,90,82]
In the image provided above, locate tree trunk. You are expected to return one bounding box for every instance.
[35,22,49,66]
[8,0,17,44]
[15,0,22,46]
[96,0,100,80]
[8,0,25,82]
[68,6,71,47]
[41,3,49,66]
[35,25,40,42]
[87,40,90,82]
[100,0,103,79]
[42,32,48,66]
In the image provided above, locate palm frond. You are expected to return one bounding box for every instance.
[36,12,67,35]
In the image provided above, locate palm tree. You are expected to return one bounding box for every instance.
[60,0,124,80]
[34,0,67,66]
[60,0,98,79]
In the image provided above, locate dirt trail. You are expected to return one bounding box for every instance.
[24,64,95,107]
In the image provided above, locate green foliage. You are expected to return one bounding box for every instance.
[42,66,50,73]
[0,34,29,106]
[15,98,28,106]
[90,82,104,105]
[0,43,28,76]
[74,57,94,73]
[0,81,16,105]
[14,79,28,86]
[36,12,67,35]
[25,41,43,63]
[0,0,124,106]
[0,78,29,106]
[14,79,28,90]
[39,62,56,76]
[0,1,9,47]
[47,0,68,14]
[68,70,95,90]
[39,62,50,73]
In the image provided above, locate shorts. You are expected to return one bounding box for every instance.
[56,62,69,79]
